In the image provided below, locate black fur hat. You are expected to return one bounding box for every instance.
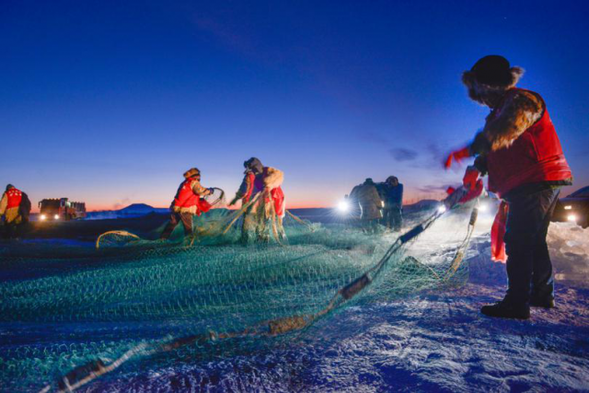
[463,55,523,88]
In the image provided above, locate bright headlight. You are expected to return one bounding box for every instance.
[54,214,59,220]
[337,200,350,214]
[40,214,47,221]
[567,214,577,222]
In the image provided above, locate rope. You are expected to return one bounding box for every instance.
[286,210,315,231]
[95,231,140,249]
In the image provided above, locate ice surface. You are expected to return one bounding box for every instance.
[1,208,588,392]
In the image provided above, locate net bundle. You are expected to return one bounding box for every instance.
[0,199,480,392]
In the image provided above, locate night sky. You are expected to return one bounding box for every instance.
[2,1,588,210]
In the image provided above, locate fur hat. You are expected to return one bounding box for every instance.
[183,168,200,179]
[386,176,399,185]
[244,157,264,174]
[462,55,524,89]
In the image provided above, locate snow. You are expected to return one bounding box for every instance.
[1,213,588,392]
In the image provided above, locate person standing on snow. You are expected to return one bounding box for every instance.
[350,178,383,233]
[0,184,29,239]
[160,168,213,241]
[229,157,285,243]
[445,55,572,319]
[378,176,404,231]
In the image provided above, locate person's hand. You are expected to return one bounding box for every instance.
[208,187,215,194]
[463,166,480,190]
[444,146,470,169]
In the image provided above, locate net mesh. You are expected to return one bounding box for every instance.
[0,200,479,392]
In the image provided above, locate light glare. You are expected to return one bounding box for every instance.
[567,214,577,222]
[337,200,350,213]
[438,205,447,214]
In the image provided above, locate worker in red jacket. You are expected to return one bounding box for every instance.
[229,157,285,243]
[0,184,29,239]
[160,168,213,241]
[446,55,573,319]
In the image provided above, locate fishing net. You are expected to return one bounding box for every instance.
[0,195,481,392]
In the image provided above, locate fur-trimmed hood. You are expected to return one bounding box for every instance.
[462,66,525,107]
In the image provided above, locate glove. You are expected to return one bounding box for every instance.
[462,166,480,190]
[208,188,215,194]
[444,146,471,169]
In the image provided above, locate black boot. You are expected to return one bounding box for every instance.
[481,299,530,320]
[529,296,555,308]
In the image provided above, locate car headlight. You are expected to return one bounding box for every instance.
[54,214,59,220]
[40,214,46,221]
[337,200,350,214]
[567,214,577,222]
[564,205,572,210]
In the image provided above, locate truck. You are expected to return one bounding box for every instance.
[38,198,87,221]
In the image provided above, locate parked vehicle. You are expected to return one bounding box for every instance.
[38,198,86,221]
[552,186,589,228]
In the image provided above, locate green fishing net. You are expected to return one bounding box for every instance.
[0,202,478,392]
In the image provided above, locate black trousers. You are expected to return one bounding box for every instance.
[161,212,193,239]
[504,187,560,305]
[382,206,402,231]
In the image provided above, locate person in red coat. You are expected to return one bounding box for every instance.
[0,184,29,239]
[229,158,285,243]
[446,55,573,319]
[160,168,213,241]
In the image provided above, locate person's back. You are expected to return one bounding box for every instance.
[0,184,25,239]
[381,176,403,231]
[355,179,382,221]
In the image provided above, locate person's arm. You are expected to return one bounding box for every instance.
[478,90,543,152]
[230,174,253,205]
[0,193,7,215]
[263,167,284,190]
[191,179,212,196]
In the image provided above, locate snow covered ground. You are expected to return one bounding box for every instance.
[75,222,589,392]
[1,214,588,392]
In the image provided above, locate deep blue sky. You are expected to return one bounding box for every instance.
[1,0,588,209]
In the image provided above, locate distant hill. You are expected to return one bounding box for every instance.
[86,203,168,220]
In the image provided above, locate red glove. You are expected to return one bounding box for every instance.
[462,166,480,190]
[444,146,471,169]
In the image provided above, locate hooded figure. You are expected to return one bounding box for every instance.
[350,178,383,233]
[446,55,573,319]
[0,184,28,239]
[160,168,213,241]
[230,157,285,243]
[378,176,404,231]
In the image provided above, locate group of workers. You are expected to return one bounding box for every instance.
[1,55,574,321]
[349,176,404,233]
[161,157,285,244]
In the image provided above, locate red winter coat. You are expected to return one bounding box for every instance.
[486,89,572,198]
[172,179,211,216]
